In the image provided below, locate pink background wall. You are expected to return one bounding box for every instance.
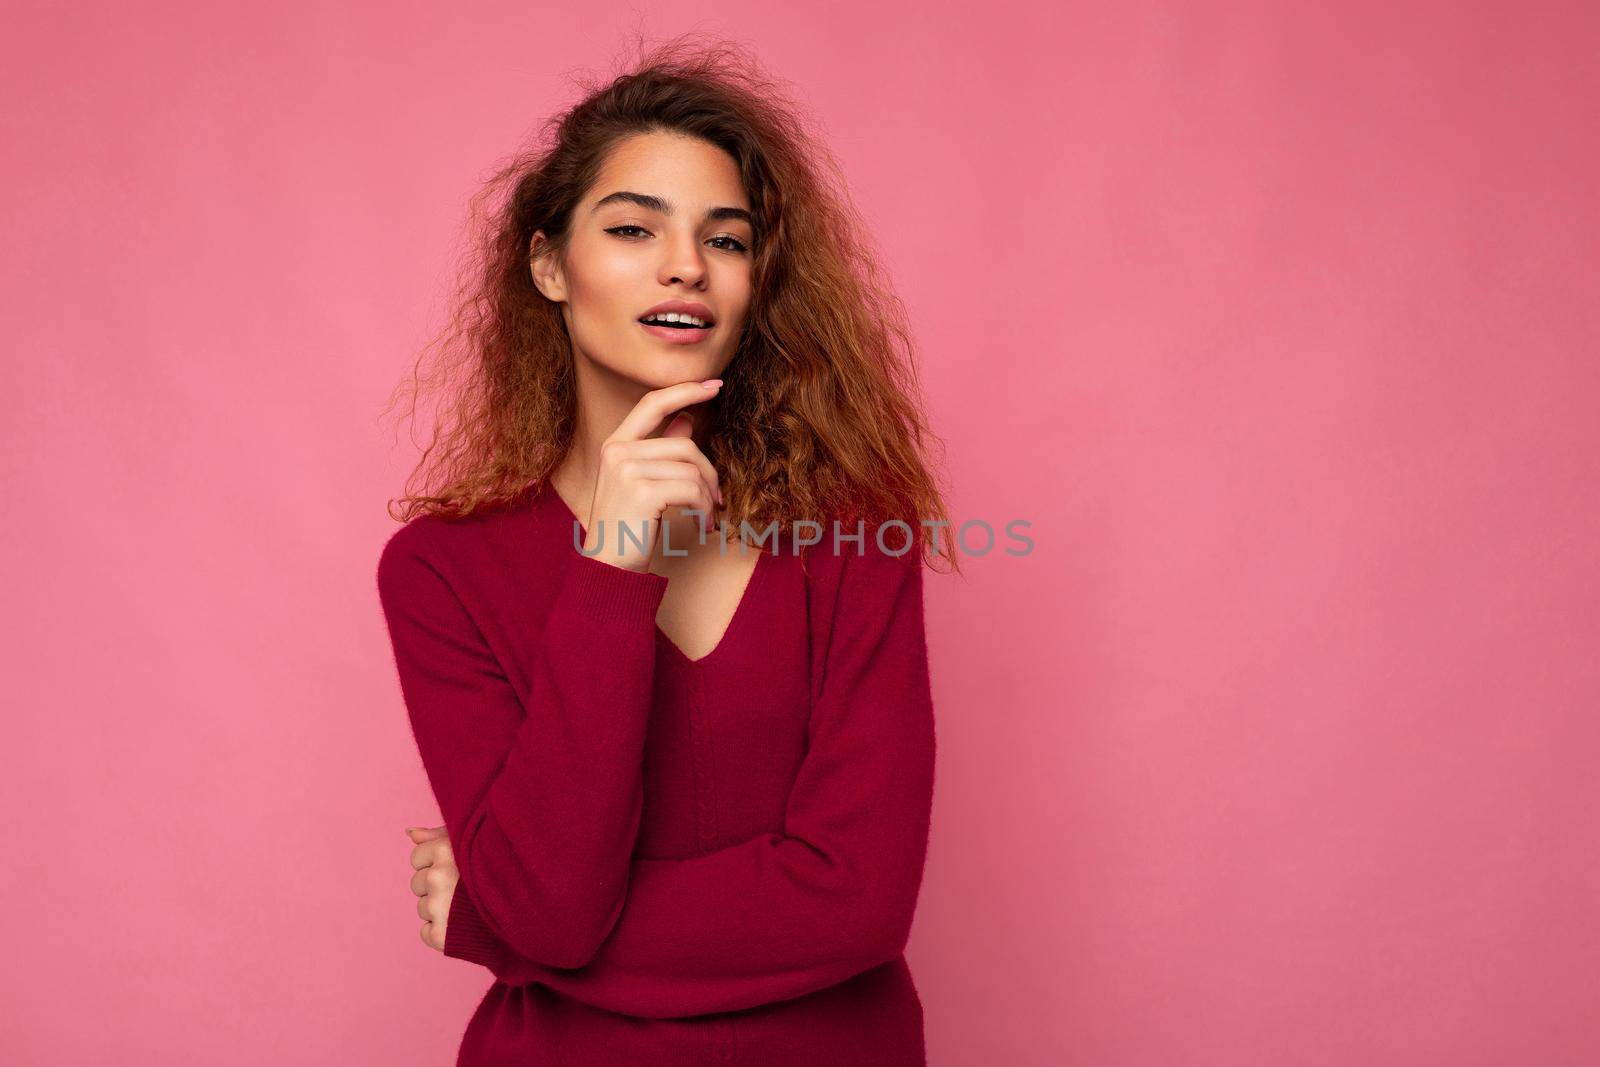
[4,3,1596,1064]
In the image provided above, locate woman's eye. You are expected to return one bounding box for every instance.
[605,226,748,253]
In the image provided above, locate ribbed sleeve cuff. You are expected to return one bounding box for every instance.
[443,879,510,973]
[557,550,670,625]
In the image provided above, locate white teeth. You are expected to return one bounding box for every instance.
[643,312,709,327]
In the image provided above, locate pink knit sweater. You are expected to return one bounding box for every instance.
[376,481,937,1064]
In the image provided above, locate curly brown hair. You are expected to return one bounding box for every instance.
[381,32,958,572]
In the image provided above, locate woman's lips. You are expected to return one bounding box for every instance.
[639,321,713,345]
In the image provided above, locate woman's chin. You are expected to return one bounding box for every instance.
[572,341,728,391]
[623,357,726,389]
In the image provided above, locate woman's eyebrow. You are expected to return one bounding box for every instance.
[590,190,752,225]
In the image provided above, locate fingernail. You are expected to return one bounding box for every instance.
[701,379,722,390]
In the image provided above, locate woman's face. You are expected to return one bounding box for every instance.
[531,131,755,390]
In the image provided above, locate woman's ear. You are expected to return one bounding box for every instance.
[529,230,567,303]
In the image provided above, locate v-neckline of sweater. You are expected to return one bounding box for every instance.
[542,482,770,668]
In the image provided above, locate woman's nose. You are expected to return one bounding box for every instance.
[659,235,707,285]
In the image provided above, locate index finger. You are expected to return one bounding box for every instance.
[410,838,447,870]
[610,379,723,443]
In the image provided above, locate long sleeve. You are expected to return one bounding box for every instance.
[443,538,938,1019]
[376,526,670,970]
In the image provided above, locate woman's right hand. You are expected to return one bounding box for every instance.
[582,378,726,573]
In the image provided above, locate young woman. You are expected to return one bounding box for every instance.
[377,35,957,1065]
